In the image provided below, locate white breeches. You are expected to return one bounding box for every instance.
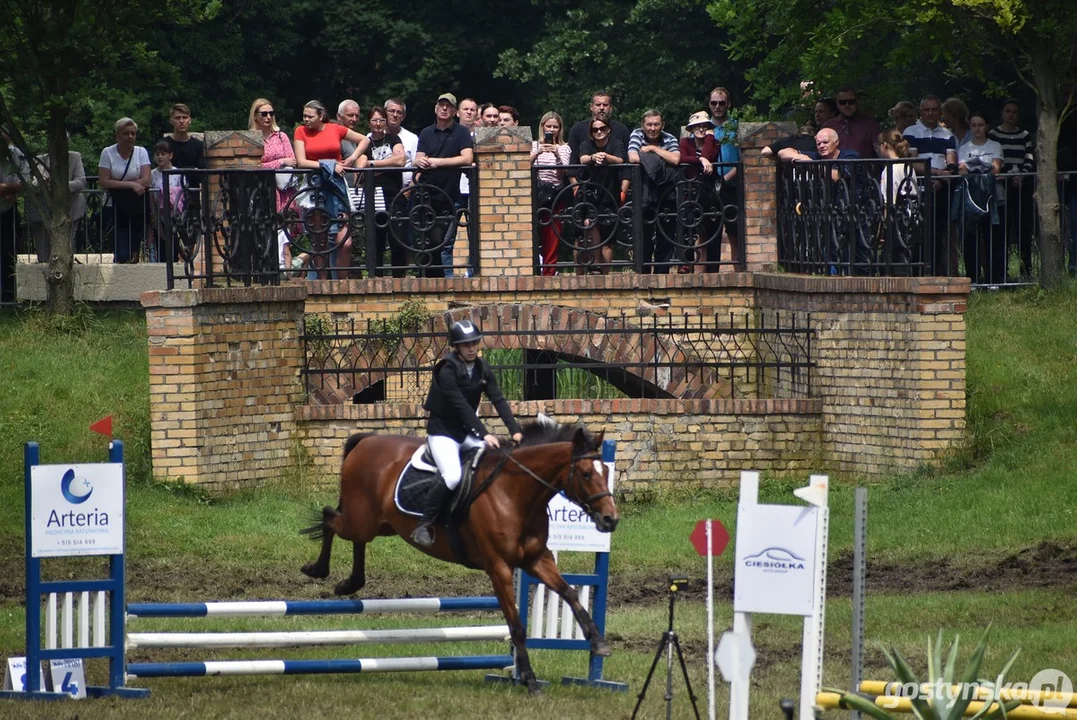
[427,434,485,490]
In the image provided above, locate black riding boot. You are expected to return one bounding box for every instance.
[411,481,454,548]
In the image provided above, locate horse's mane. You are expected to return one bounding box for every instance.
[515,418,596,450]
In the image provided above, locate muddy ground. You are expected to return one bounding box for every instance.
[2,536,1072,609]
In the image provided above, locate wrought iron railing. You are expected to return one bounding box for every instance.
[777,160,1077,286]
[160,167,481,289]
[532,164,745,275]
[301,310,813,405]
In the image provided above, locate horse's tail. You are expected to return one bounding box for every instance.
[342,432,374,462]
[299,505,338,540]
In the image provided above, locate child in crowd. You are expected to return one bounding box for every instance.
[149,140,184,262]
[278,230,310,277]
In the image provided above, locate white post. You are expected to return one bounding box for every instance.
[797,475,829,720]
[730,471,760,720]
[62,591,74,648]
[78,591,90,647]
[93,591,106,647]
[46,592,57,650]
[707,519,716,720]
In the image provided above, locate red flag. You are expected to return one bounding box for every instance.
[89,415,113,437]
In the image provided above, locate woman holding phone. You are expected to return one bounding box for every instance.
[530,111,571,275]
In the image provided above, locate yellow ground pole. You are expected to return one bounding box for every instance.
[815,691,1077,718]
[859,681,1077,709]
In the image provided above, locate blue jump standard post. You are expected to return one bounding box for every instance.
[0,441,148,701]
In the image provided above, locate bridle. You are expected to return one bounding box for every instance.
[491,443,613,521]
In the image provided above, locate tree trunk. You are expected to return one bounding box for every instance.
[44,107,74,316]
[1032,48,1064,289]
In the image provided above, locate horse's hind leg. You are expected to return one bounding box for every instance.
[526,551,611,657]
[333,541,366,596]
[300,505,338,580]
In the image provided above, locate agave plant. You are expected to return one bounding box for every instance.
[824,625,1023,719]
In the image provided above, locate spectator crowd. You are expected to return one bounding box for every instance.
[2,84,1075,298]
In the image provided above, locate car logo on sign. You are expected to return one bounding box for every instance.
[743,547,806,573]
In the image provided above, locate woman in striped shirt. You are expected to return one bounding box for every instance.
[988,99,1035,280]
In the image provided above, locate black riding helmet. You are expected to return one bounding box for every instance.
[449,320,482,345]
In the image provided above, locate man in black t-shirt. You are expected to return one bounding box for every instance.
[415,93,474,278]
[164,103,205,243]
[164,103,205,173]
[567,91,631,165]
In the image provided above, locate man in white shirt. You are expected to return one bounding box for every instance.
[337,99,361,165]
[903,95,958,275]
[385,98,418,187]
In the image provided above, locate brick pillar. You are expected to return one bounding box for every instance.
[182,131,267,283]
[738,121,796,271]
[474,126,533,276]
[141,285,307,492]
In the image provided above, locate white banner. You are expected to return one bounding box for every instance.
[733,504,820,616]
[30,464,125,558]
[546,459,613,552]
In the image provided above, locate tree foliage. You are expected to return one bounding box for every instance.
[0,0,219,314]
[708,0,1077,287]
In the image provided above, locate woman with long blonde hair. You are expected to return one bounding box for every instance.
[530,111,570,275]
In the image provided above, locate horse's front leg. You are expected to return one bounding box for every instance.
[487,561,542,695]
[526,550,611,657]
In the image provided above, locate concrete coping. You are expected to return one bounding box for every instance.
[141,284,308,309]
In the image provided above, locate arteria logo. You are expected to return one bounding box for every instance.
[60,468,93,505]
[743,547,807,573]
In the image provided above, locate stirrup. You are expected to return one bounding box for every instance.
[411,523,435,547]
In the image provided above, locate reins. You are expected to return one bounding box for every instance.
[486,442,612,520]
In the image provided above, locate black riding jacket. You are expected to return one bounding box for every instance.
[423,353,521,442]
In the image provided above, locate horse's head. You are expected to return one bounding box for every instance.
[564,427,619,533]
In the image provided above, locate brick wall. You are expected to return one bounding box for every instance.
[303,271,756,322]
[139,272,968,492]
[141,285,307,491]
[738,121,795,271]
[297,398,821,491]
[753,274,969,474]
[474,126,534,276]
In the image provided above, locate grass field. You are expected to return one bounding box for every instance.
[1,286,1075,719]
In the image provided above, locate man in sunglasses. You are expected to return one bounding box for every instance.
[822,87,880,158]
[708,87,742,265]
[567,90,631,166]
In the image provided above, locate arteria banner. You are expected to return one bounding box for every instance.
[30,464,125,557]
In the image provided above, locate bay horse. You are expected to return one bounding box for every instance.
[299,419,620,694]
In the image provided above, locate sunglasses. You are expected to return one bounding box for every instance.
[258,110,275,117]
[710,100,728,107]
[591,125,609,133]
[837,99,857,106]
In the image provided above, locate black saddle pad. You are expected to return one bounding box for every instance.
[394,446,482,517]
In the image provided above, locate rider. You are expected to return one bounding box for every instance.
[412,319,523,547]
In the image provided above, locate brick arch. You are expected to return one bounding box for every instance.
[307,304,738,405]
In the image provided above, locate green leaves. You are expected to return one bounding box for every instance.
[827,627,1023,720]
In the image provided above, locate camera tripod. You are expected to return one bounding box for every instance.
[631,578,701,720]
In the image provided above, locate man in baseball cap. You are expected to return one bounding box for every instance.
[414,92,473,277]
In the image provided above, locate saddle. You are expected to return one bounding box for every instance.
[393,444,485,518]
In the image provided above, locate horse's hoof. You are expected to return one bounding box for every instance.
[300,562,329,579]
[527,684,544,698]
[334,577,364,595]
[593,638,612,657]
